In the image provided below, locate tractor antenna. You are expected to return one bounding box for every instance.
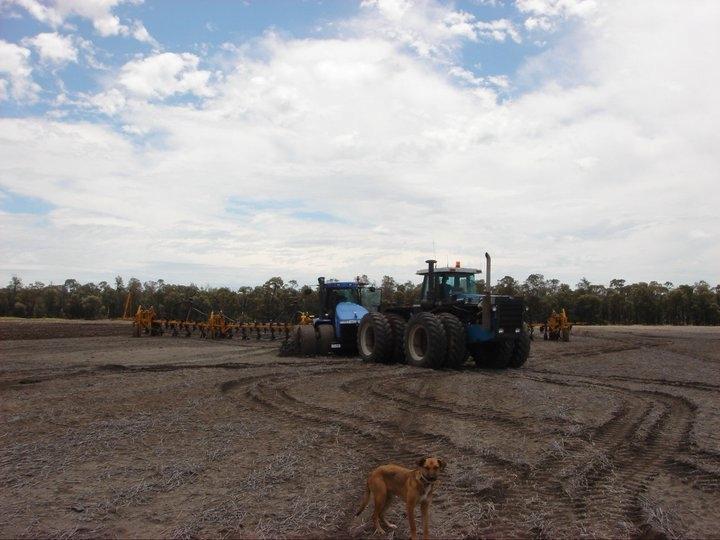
[432,239,436,260]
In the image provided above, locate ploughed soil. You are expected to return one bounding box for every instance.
[0,318,128,341]
[1,320,719,539]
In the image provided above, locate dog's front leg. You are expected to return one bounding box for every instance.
[406,497,418,540]
[420,500,430,539]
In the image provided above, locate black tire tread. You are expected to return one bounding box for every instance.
[509,330,531,368]
[384,313,407,364]
[403,312,447,369]
[357,313,393,363]
[438,313,467,369]
[317,324,334,355]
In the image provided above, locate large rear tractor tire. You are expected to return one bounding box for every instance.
[438,313,467,369]
[357,313,393,363]
[509,330,531,368]
[317,324,334,355]
[384,313,407,364]
[298,325,318,356]
[403,312,447,369]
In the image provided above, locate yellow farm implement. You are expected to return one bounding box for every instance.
[542,308,572,341]
[131,305,299,342]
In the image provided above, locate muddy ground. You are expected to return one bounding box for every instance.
[1,320,719,539]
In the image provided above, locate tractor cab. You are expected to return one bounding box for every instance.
[314,277,381,353]
[417,261,481,306]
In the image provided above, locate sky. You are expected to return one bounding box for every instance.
[0,0,718,289]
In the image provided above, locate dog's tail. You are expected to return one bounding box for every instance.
[355,481,370,517]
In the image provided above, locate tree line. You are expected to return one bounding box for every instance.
[2,273,719,325]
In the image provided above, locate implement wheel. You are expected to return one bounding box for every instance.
[298,325,317,356]
[385,313,407,364]
[403,312,446,369]
[438,313,467,369]
[358,313,393,363]
[317,324,334,355]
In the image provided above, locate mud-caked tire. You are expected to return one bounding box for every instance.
[357,313,393,363]
[438,313,467,369]
[317,324,334,355]
[403,312,447,369]
[384,313,407,364]
[509,330,531,368]
[298,325,317,356]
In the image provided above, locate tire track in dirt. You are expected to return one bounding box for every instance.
[523,368,714,482]
[340,369,619,536]
[248,364,623,537]
[516,370,697,534]
[526,367,720,392]
[364,372,585,435]
[0,349,331,389]
[220,357,707,537]
[225,366,526,537]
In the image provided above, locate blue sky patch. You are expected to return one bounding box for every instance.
[0,190,55,215]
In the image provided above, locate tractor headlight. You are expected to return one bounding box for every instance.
[515,328,521,333]
[498,328,504,334]
[492,306,497,312]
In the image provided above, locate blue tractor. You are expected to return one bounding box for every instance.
[295,277,381,355]
[356,253,530,369]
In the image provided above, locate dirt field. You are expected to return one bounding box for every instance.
[1,321,719,539]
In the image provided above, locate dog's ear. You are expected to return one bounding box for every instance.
[417,457,427,467]
[438,459,447,470]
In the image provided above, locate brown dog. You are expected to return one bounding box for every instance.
[356,457,446,540]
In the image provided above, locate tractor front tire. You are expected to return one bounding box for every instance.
[509,330,531,368]
[438,313,467,369]
[404,312,447,369]
[384,313,407,364]
[317,324,334,355]
[298,325,317,356]
[474,340,513,369]
[358,313,393,363]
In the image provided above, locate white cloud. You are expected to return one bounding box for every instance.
[516,0,597,18]
[1,1,719,286]
[524,16,554,32]
[475,18,521,43]
[0,39,40,101]
[517,0,597,33]
[117,52,213,99]
[355,0,520,58]
[86,88,126,114]
[130,19,159,48]
[5,0,157,43]
[24,32,77,64]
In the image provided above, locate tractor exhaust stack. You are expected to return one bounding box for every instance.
[426,259,437,305]
[483,252,492,331]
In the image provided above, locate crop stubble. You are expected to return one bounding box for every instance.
[0,321,719,538]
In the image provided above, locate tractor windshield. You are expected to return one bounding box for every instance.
[330,288,360,305]
[432,273,477,301]
[360,287,381,312]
